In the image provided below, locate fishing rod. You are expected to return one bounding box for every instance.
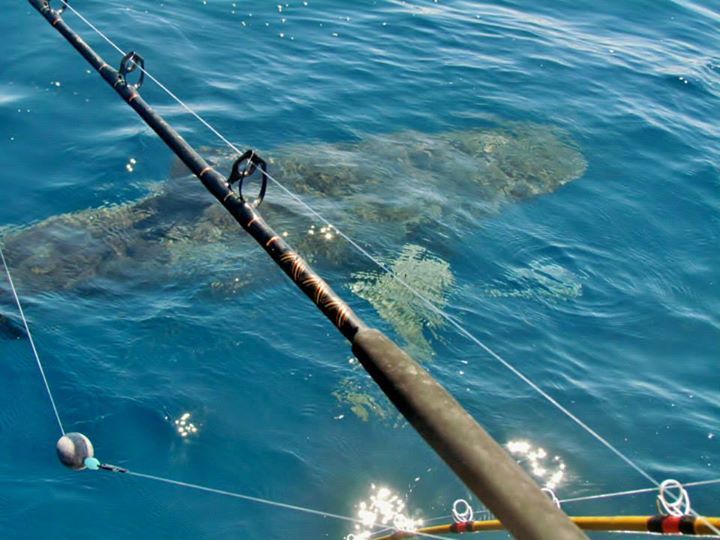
[27,2,586,538]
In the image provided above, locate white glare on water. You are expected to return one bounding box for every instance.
[346,484,423,539]
[507,440,567,490]
[173,412,199,438]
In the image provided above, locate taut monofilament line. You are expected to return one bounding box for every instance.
[24,1,594,538]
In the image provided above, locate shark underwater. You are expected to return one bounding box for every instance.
[0,123,586,298]
[0,122,587,418]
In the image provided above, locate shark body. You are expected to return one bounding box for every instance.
[0,124,586,296]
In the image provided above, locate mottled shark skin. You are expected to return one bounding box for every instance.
[350,244,454,360]
[0,124,586,296]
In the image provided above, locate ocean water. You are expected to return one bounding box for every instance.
[1,1,719,538]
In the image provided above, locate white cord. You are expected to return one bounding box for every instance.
[0,245,65,435]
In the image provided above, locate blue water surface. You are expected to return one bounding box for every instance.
[1,1,719,538]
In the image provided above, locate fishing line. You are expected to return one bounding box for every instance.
[56,1,666,491]
[0,244,65,436]
[20,2,720,538]
[126,470,359,524]
[0,244,440,537]
[124,470,450,540]
[53,9,720,538]
[560,478,720,505]
[0,247,439,536]
[420,477,720,529]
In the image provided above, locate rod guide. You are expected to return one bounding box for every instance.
[119,51,145,90]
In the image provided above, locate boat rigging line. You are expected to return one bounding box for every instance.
[56,0,657,490]
[0,244,65,436]
[49,9,720,534]
[17,1,720,537]
[560,479,720,506]
[0,246,451,540]
[25,1,589,538]
[419,478,720,528]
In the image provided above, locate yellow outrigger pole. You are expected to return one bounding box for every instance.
[377,515,720,539]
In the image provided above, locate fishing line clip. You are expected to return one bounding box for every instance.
[81,455,128,474]
[451,499,474,523]
[227,150,268,208]
[98,463,129,474]
[656,479,692,516]
[118,51,145,90]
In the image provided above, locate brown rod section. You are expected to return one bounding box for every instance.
[27,2,588,538]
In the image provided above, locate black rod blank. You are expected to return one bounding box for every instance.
[27,2,588,538]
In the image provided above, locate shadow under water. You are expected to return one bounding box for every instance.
[1,123,586,295]
[0,122,587,419]
[0,311,24,340]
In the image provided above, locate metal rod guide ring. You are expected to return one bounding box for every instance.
[119,51,145,90]
[45,0,67,15]
[227,150,268,208]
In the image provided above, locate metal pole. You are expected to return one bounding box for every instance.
[27,2,588,538]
